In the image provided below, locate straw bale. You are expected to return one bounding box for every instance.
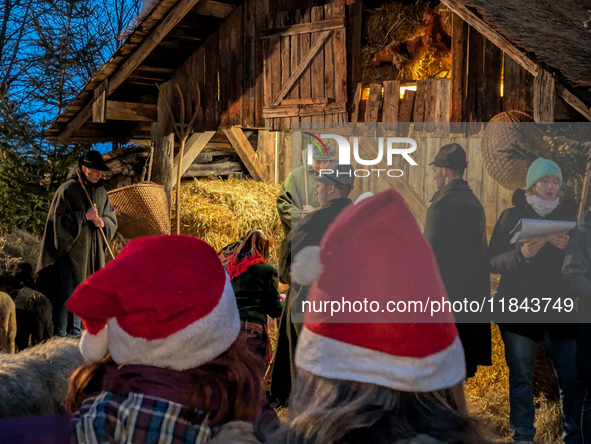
[174,178,283,266]
[361,2,451,83]
[0,230,40,268]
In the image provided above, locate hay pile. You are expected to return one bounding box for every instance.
[361,1,452,83]
[175,179,283,265]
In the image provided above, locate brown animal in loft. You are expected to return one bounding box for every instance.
[370,10,451,70]
[370,35,425,70]
[422,9,451,58]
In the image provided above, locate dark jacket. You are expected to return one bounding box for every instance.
[562,210,591,380]
[269,197,352,406]
[290,197,353,312]
[488,189,577,342]
[424,179,491,376]
[36,166,117,300]
[231,262,283,325]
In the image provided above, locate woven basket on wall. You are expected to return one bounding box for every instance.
[481,111,549,191]
[108,183,170,239]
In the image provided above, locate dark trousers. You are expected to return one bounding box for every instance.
[501,329,584,444]
[584,380,591,444]
[52,257,81,338]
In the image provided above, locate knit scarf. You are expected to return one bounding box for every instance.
[526,194,560,217]
[227,253,266,280]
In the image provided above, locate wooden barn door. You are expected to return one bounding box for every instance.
[261,1,347,130]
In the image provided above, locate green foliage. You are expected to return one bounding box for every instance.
[0,91,88,233]
[504,123,591,203]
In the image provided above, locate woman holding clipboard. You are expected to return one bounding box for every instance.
[488,158,584,444]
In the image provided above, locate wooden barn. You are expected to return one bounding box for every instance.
[44,0,591,231]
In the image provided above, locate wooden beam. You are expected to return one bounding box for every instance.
[358,138,427,223]
[263,102,346,118]
[440,0,538,75]
[171,131,216,185]
[533,68,555,123]
[194,0,234,18]
[106,101,157,121]
[272,30,334,106]
[281,97,329,105]
[57,0,204,143]
[260,18,345,39]
[92,79,108,123]
[223,127,265,181]
[557,84,591,122]
[183,161,243,178]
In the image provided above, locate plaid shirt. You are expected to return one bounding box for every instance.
[71,391,217,444]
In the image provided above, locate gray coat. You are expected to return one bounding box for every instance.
[36,166,117,300]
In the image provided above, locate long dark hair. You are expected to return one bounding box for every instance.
[66,333,265,426]
[232,230,272,262]
[267,370,486,444]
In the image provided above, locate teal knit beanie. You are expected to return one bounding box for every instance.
[526,158,562,189]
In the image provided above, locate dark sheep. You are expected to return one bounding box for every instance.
[0,337,85,418]
[14,288,53,351]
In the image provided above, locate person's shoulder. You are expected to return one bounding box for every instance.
[256,262,278,274]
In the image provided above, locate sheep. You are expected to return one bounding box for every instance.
[0,292,16,354]
[14,287,53,351]
[0,337,85,418]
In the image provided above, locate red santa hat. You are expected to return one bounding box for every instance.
[291,189,466,392]
[66,235,240,371]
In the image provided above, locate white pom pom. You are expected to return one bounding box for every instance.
[291,246,324,285]
[80,327,109,362]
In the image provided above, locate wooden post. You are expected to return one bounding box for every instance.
[579,160,591,220]
[533,68,555,123]
[151,122,174,210]
[450,13,466,129]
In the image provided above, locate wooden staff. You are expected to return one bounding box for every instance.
[578,159,591,219]
[76,168,115,260]
[302,149,309,206]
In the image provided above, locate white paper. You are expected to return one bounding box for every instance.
[510,219,576,244]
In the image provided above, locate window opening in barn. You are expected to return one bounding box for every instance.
[400,83,417,99]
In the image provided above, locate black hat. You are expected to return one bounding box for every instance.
[316,161,355,190]
[312,147,338,161]
[429,143,468,170]
[79,150,109,172]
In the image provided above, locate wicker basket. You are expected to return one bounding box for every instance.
[108,183,170,239]
[481,111,549,191]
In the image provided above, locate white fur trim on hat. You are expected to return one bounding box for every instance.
[106,275,241,371]
[291,246,324,286]
[295,327,466,392]
[354,192,374,204]
[80,326,108,362]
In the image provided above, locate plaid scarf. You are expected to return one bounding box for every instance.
[227,253,266,280]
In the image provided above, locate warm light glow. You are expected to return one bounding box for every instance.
[362,87,370,101]
[500,56,505,98]
[400,85,417,99]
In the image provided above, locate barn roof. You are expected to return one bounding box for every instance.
[44,0,240,143]
[462,0,591,89]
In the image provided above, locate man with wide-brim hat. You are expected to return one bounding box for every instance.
[37,150,117,338]
[270,161,354,407]
[424,143,491,379]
